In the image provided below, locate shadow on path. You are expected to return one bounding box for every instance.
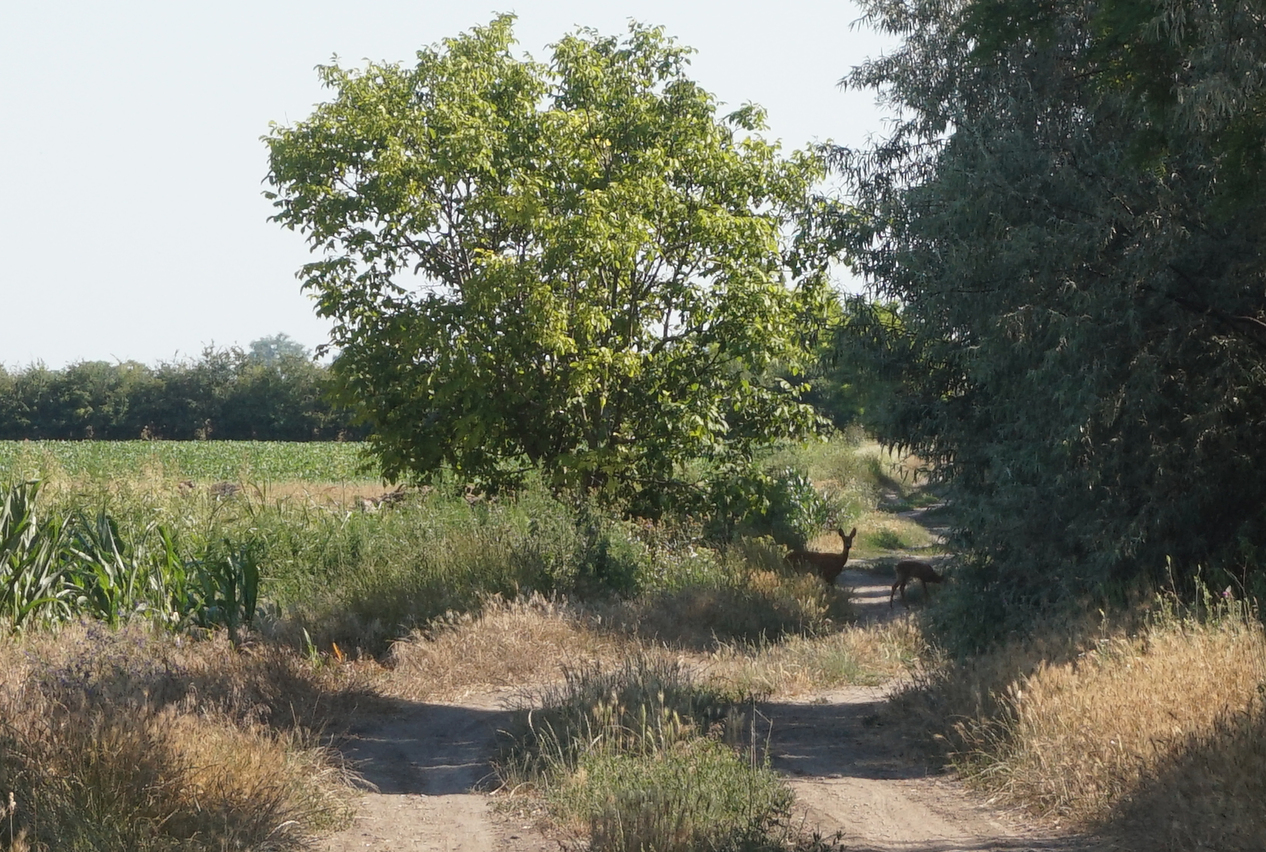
[337,697,515,795]
[759,687,925,782]
[759,687,1102,851]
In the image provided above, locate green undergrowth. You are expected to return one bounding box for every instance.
[2,456,876,656]
[496,656,842,852]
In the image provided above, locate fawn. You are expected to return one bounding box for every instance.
[890,560,944,607]
[786,527,858,585]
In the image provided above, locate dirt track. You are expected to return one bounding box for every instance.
[761,564,1084,852]
[317,565,1094,852]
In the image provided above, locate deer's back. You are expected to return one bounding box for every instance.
[896,560,943,582]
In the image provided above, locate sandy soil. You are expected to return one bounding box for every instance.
[317,690,554,852]
[761,568,1088,852]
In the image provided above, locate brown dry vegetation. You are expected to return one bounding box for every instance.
[384,591,923,705]
[385,595,637,701]
[0,622,380,851]
[3,555,1264,851]
[896,594,1266,850]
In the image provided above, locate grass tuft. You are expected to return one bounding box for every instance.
[384,594,631,701]
[496,656,803,852]
[708,618,925,696]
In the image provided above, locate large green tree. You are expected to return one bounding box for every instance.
[837,0,1266,635]
[265,17,831,498]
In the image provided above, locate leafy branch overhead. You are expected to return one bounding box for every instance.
[265,15,834,498]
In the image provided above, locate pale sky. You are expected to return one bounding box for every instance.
[1,1,895,369]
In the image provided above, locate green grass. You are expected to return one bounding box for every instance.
[0,440,375,484]
[759,434,879,529]
[496,657,814,852]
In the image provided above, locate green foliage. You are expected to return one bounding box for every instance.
[705,465,833,549]
[246,332,310,364]
[247,477,657,652]
[0,481,76,627]
[762,468,834,550]
[265,16,831,500]
[837,0,1266,633]
[0,440,872,652]
[66,511,177,628]
[497,657,797,852]
[183,539,261,641]
[0,342,359,441]
[569,505,649,597]
[0,480,269,635]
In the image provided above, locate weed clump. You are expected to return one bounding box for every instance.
[496,656,810,852]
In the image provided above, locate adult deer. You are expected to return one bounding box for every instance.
[890,560,944,607]
[785,527,858,585]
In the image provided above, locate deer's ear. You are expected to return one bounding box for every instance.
[848,527,858,538]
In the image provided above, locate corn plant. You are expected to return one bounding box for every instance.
[66,511,143,626]
[183,539,262,642]
[0,480,266,636]
[66,511,190,628]
[0,480,76,628]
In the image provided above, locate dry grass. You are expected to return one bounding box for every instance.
[385,595,640,701]
[0,622,376,851]
[605,568,852,652]
[385,587,921,706]
[907,595,1266,850]
[705,618,924,696]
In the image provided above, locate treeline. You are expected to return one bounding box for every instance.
[0,336,363,441]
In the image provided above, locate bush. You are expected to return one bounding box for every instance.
[705,465,833,549]
[497,657,797,852]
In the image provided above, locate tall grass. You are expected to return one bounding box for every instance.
[901,589,1266,850]
[0,622,371,851]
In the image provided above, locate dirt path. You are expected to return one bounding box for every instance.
[318,672,1082,852]
[317,522,1093,851]
[317,691,553,852]
[316,603,1089,852]
[763,566,1083,851]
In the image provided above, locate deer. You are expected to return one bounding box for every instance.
[890,560,945,607]
[785,527,858,585]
